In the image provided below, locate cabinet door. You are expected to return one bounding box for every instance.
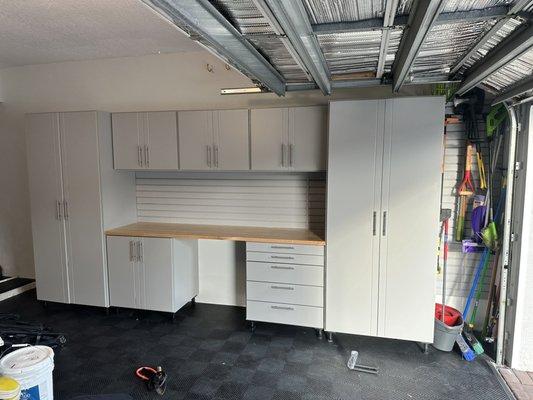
[214,110,250,170]
[378,97,444,342]
[140,238,174,312]
[107,236,138,309]
[112,113,142,169]
[60,112,108,307]
[251,108,288,170]
[26,113,69,303]
[325,100,384,336]
[144,112,179,170]
[178,111,213,170]
[289,106,327,171]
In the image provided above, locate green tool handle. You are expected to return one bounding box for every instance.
[455,215,465,242]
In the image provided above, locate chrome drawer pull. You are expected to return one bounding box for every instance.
[270,265,294,270]
[270,245,294,250]
[271,285,294,290]
[271,305,294,311]
[270,255,294,260]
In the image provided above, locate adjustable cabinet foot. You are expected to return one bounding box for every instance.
[316,329,324,340]
[105,307,110,316]
[191,297,196,305]
[250,321,256,332]
[417,342,430,354]
[326,331,333,343]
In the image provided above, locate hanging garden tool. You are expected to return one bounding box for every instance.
[455,143,475,242]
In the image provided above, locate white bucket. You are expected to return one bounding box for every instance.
[0,346,54,400]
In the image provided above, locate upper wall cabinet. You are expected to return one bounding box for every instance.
[112,111,178,170]
[251,106,327,172]
[178,109,249,171]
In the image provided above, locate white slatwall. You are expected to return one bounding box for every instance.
[436,104,503,324]
[135,172,326,231]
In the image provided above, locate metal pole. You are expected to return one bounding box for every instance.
[496,104,518,365]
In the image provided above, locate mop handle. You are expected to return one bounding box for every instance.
[442,219,449,322]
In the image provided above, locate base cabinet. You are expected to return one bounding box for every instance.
[246,242,325,329]
[106,236,198,313]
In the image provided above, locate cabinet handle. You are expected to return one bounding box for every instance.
[270,255,294,260]
[372,211,377,236]
[144,145,150,167]
[281,143,285,167]
[129,240,134,262]
[271,285,294,290]
[63,200,69,220]
[214,145,219,168]
[382,211,387,236]
[271,305,294,311]
[289,144,293,167]
[138,241,143,262]
[270,265,294,270]
[270,245,294,250]
[56,200,62,220]
[206,145,211,167]
[138,145,143,167]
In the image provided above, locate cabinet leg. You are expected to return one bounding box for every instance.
[105,308,110,316]
[190,297,196,306]
[250,321,256,332]
[326,331,333,343]
[316,329,324,340]
[115,307,120,315]
[417,342,430,354]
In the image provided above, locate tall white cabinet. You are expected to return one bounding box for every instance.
[326,97,444,343]
[26,112,136,307]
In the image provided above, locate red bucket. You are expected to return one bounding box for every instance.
[435,303,461,327]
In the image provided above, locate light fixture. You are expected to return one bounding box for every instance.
[220,87,265,95]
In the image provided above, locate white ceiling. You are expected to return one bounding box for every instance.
[0,0,201,68]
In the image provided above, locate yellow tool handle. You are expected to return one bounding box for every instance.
[465,143,473,172]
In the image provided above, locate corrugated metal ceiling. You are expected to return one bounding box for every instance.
[482,48,533,92]
[201,0,532,99]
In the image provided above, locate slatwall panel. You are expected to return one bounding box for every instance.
[436,104,503,323]
[135,172,326,231]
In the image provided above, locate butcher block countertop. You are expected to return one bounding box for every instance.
[105,222,326,246]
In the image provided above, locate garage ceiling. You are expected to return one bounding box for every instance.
[144,0,533,102]
[0,0,199,68]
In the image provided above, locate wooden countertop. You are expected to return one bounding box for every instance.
[105,222,326,246]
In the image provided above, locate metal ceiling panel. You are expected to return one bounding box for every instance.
[482,47,533,91]
[455,17,524,75]
[441,0,513,13]
[302,0,413,23]
[210,0,274,34]
[317,30,382,75]
[384,28,404,73]
[410,19,497,80]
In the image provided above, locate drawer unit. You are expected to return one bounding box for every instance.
[246,251,324,266]
[246,242,324,256]
[247,301,323,329]
[247,281,323,307]
[245,241,325,330]
[246,262,323,286]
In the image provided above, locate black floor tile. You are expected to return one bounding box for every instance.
[0,291,508,400]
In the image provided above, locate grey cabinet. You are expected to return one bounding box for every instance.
[326,97,444,343]
[106,236,199,313]
[246,242,325,329]
[26,112,136,307]
[250,106,327,171]
[112,111,178,170]
[178,109,249,171]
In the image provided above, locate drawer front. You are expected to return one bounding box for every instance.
[247,242,324,256]
[246,251,324,266]
[247,281,323,307]
[247,300,323,328]
[246,261,323,287]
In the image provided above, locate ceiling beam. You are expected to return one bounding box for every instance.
[492,75,533,105]
[392,0,445,92]
[261,0,332,95]
[376,0,400,79]
[312,5,509,35]
[142,0,286,95]
[456,23,533,95]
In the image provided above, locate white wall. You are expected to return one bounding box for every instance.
[0,50,430,280]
